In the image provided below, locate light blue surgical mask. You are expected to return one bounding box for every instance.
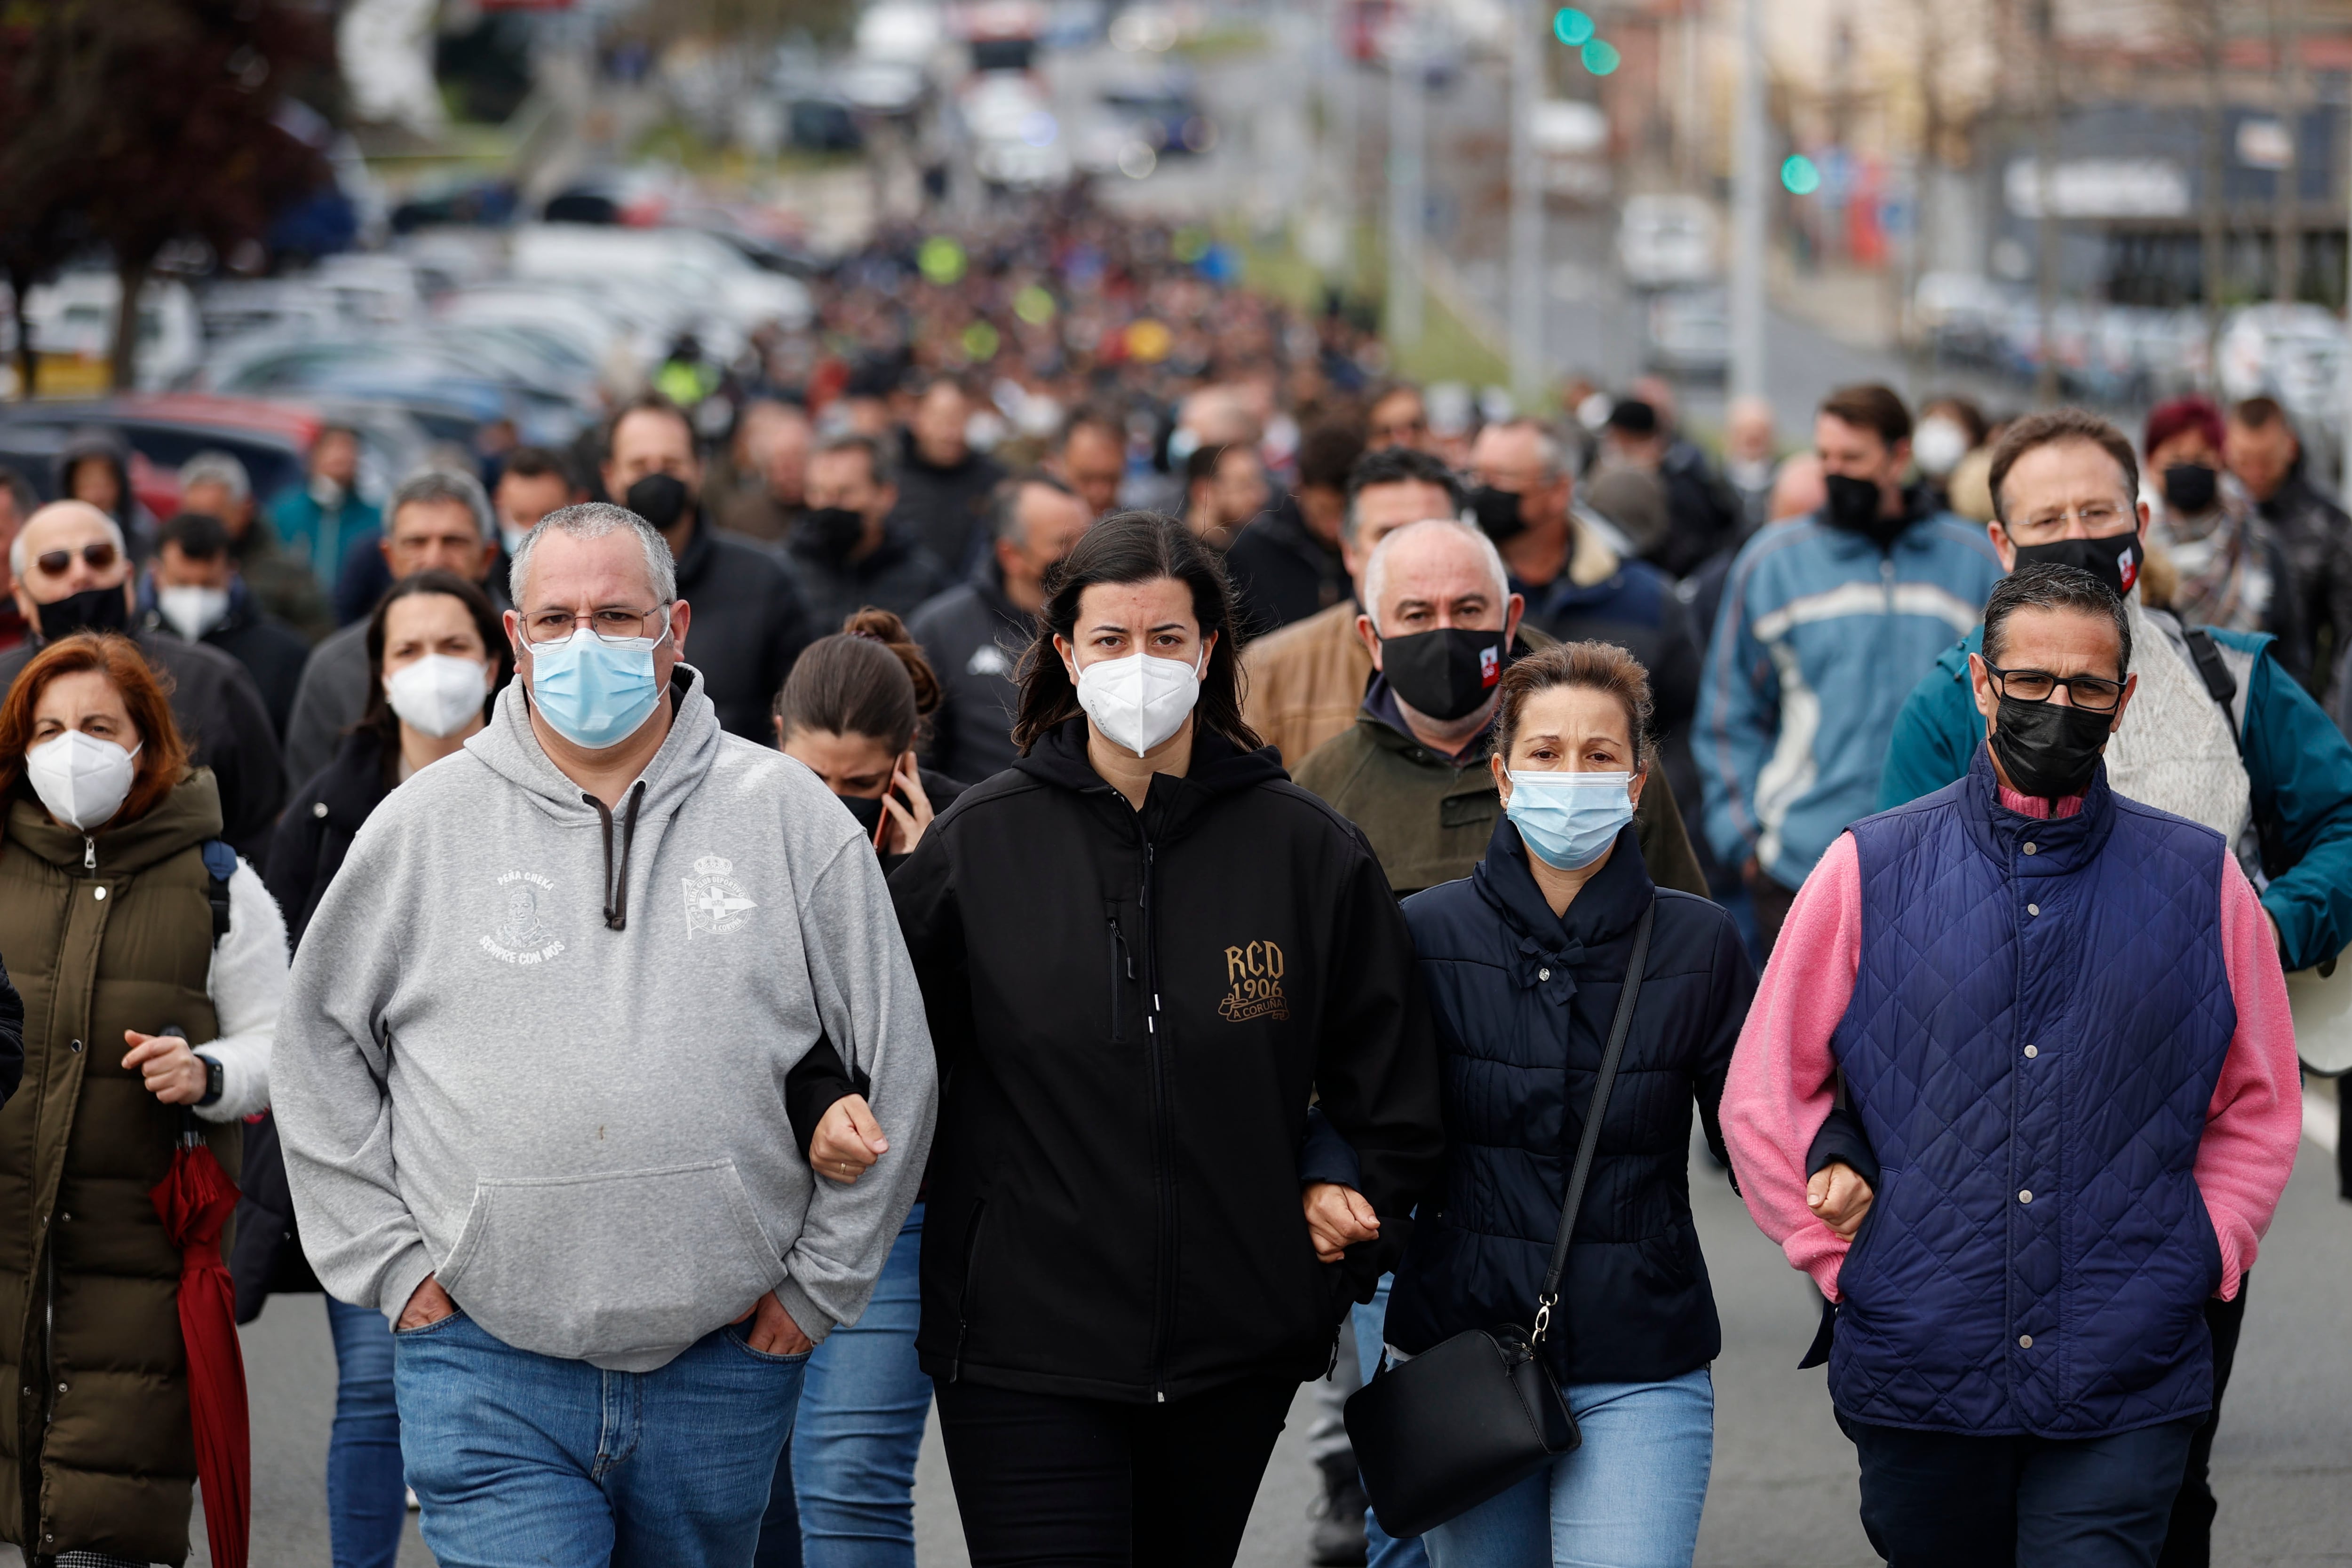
[1506,770,1635,870]
[526,612,671,751]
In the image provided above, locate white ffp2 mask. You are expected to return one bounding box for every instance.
[25,731,142,830]
[384,654,492,739]
[1072,650,1204,757]
[156,586,230,641]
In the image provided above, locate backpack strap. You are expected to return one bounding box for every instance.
[199,840,236,945]
[2181,627,2246,760]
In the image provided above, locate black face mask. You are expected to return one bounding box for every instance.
[2008,531,2142,601]
[2161,463,2219,515]
[37,585,130,641]
[1469,486,1525,544]
[624,472,691,532]
[1381,626,1507,722]
[802,506,868,564]
[1823,474,1908,549]
[835,791,886,838]
[1989,694,2113,800]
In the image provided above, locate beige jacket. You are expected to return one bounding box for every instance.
[1242,601,1373,769]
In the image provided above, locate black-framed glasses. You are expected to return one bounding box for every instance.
[33,542,119,577]
[1983,659,2125,713]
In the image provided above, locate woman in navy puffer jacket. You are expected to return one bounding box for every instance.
[1383,640,1757,1568]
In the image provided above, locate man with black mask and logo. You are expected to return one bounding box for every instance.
[1293,516,1705,898]
[0,500,283,855]
[784,435,947,639]
[601,393,815,741]
[1698,383,2002,950]
[1876,408,2352,1566]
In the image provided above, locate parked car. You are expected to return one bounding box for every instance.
[1617,194,1718,292]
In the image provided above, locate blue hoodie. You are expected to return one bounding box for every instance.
[1696,503,2002,888]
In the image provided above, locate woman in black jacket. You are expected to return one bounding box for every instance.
[755,606,964,1568]
[1374,639,1756,1568]
[252,569,507,1568]
[888,512,1446,1567]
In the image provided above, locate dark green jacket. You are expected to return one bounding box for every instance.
[0,772,239,1564]
[1293,707,1709,900]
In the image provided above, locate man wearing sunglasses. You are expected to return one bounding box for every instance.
[1727,561,2300,1568]
[0,499,284,856]
[1874,407,2352,1563]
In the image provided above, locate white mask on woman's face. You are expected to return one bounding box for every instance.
[1071,649,1205,757]
[384,654,492,739]
[25,730,142,830]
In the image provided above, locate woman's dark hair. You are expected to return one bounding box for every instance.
[1494,640,1655,770]
[774,608,940,755]
[1010,510,1261,756]
[360,570,512,764]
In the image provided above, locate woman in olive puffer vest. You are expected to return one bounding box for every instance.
[0,633,286,1566]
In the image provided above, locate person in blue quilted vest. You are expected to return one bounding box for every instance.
[1722,562,2302,1568]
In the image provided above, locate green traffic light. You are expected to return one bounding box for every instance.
[1581,39,1620,74]
[1553,8,1595,45]
[1780,155,1822,195]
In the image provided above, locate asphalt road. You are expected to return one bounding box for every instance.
[69,1124,2328,1568]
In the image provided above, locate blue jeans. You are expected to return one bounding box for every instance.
[1355,1276,1430,1568]
[394,1308,806,1568]
[326,1296,405,1568]
[758,1203,930,1568]
[1419,1369,1715,1568]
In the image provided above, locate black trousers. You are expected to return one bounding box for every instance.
[2158,1279,2250,1568]
[934,1373,1297,1568]
[1842,1412,2200,1568]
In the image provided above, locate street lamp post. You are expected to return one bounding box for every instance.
[1509,0,1545,402]
[1387,5,1426,351]
[1728,0,1769,404]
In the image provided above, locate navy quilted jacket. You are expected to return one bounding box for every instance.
[1383,817,1756,1385]
[1830,747,2234,1436]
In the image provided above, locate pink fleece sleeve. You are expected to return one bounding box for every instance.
[2198,855,2303,1300]
[1723,832,1862,1300]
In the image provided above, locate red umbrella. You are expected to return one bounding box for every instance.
[151,1120,249,1568]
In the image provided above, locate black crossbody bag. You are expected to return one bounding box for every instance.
[1343,897,1656,1540]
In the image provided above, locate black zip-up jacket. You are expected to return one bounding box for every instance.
[889,717,1446,1403]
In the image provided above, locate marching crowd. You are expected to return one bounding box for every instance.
[0,201,2343,1568]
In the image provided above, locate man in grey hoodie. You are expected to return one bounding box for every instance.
[274,501,936,1567]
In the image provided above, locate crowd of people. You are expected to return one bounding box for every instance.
[0,195,2342,1568]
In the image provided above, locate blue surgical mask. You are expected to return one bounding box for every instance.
[526,614,670,750]
[1506,770,1635,870]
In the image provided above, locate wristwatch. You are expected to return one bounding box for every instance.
[196,1053,222,1109]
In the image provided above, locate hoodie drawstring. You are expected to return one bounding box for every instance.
[588,781,646,931]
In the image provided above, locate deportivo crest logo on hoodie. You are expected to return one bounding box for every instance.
[683,854,758,937]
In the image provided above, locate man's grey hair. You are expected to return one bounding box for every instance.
[1361,517,1513,634]
[9,502,127,578]
[178,450,251,504]
[992,470,1077,545]
[509,501,677,608]
[1484,417,1565,481]
[1984,561,2132,677]
[389,467,495,543]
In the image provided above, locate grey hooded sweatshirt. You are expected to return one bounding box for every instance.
[273,665,936,1372]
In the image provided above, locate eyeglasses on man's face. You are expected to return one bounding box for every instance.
[519,604,672,645]
[1982,659,2125,713]
[32,542,119,578]
[2002,501,2133,544]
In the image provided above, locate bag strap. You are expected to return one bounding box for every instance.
[2181,626,2246,760]
[1534,895,1655,1343]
